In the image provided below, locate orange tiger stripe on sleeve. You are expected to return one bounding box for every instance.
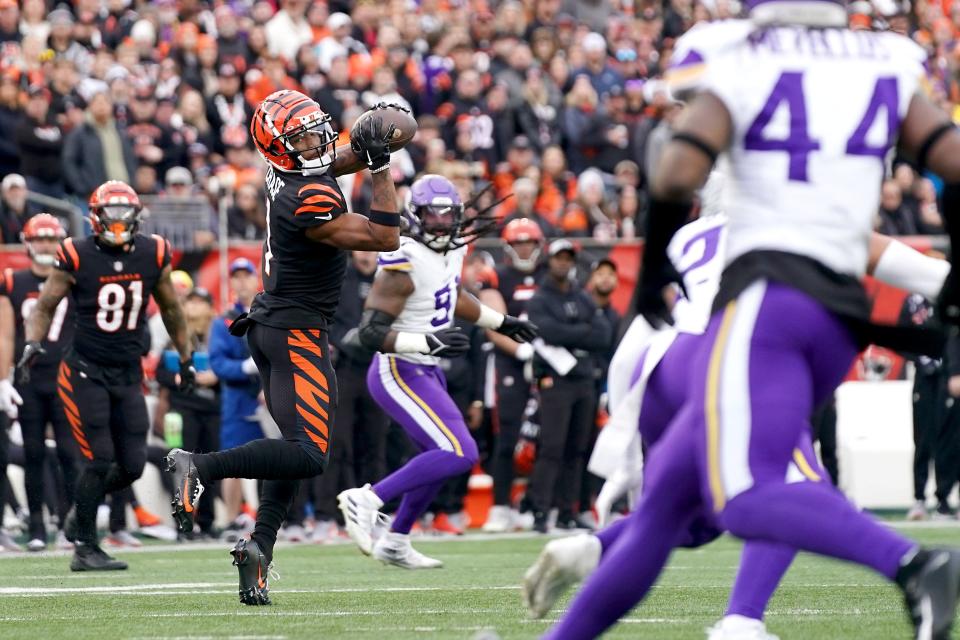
[60,238,80,270]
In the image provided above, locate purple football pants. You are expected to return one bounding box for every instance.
[367,353,478,534]
[547,281,915,639]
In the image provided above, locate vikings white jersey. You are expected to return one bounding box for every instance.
[668,20,927,278]
[377,236,466,365]
[669,212,728,335]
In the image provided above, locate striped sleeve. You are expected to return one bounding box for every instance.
[290,180,347,228]
[152,234,172,270]
[55,238,79,273]
[377,243,412,272]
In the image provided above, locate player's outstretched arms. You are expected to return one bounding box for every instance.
[358,270,469,357]
[454,286,538,342]
[153,265,195,391]
[640,92,732,328]
[899,93,960,325]
[305,169,400,251]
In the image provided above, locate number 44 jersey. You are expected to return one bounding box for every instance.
[668,21,927,279]
[55,234,171,367]
[376,236,466,365]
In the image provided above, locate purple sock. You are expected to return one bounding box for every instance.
[721,482,914,579]
[726,541,795,620]
[596,516,630,554]
[373,449,472,504]
[391,482,445,534]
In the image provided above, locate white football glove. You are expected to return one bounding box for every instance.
[0,379,23,420]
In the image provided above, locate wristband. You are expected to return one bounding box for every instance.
[873,239,950,301]
[476,304,505,330]
[394,331,429,354]
[369,163,391,174]
[369,209,400,227]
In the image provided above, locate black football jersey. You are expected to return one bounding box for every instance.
[55,234,171,367]
[490,263,547,319]
[0,267,75,371]
[247,166,348,330]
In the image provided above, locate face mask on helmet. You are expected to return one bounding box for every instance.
[504,241,542,273]
[93,204,140,246]
[21,214,66,265]
[406,200,465,252]
[282,111,337,175]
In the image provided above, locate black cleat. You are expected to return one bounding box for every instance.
[164,448,204,533]
[897,548,960,640]
[231,538,272,606]
[70,542,128,572]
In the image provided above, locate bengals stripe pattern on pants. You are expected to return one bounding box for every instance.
[287,329,330,454]
[57,362,92,460]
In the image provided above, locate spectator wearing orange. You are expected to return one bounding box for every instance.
[536,145,576,226]
[504,177,557,238]
[493,135,537,204]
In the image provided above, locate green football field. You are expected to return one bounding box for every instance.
[2,524,960,640]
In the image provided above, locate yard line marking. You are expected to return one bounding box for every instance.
[0,583,522,596]
[0,582,230,594]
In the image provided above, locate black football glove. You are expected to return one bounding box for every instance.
[16,341,46,384]
[350,111,397,174]
[178,357,197,393]
[425,328,471,357]
[637,262,687,330]
[496,315,538,342]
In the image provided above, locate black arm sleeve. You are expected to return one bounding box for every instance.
[358,309,397,352]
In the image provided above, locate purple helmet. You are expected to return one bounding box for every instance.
[404,174,465,252]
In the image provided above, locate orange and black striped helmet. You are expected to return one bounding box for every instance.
[88,180,143,247]
[250,89,338,174]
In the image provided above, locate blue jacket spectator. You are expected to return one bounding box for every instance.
[209,258,263,450]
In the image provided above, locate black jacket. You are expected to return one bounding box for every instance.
[61,120,137,197]
[330,261,376,367]
[526,276,612,380]
[16,115,65,184]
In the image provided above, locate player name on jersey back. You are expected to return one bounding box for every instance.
[668,21,927,278]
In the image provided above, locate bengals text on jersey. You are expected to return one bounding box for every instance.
[55,233,171,368]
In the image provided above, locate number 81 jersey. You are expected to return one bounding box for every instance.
[55,234,171,367]
[668,21,927,279]
[377,236,466,366]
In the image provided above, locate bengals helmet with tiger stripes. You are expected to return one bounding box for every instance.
[251,89,338,175]
[88,180,143,247]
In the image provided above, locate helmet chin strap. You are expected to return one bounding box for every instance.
[31,253,56,266]
[299,151,334,175]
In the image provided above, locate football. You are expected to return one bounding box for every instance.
[351,103,418,152]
